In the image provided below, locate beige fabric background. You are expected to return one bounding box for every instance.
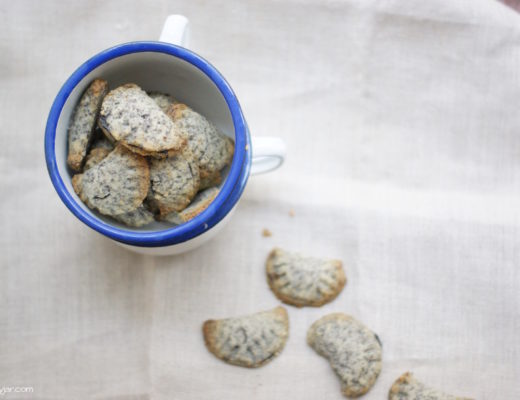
[1,0,520,398]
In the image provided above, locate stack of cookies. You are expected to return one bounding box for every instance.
[67,80,234,228]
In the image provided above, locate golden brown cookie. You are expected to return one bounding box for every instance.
[266,248,346,307]
[149,150,200,216]
[148,91,177,112]
[72,145,149,217]
[99,84,186,158]
[67,79,108,171]
[307,313,382,398]
[198,170,223,190]
[162,187,219,224]
[83,147,111,171]
[113,204,155,228]
[203,306,289,368]
[389,372,473,400]
[166,103,234,178]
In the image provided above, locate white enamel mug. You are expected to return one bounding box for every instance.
[45,15,285,256]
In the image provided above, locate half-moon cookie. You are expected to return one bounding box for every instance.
[163,187,219,224]
[72,144,149,217]
[99,84,186,158]
[90,128,115,150]
[83,147,111,171]
[149,150,200,216]
[389,372,473,400]
[199,170,223,190]
[203,306,289,368]
[307,313,382,398]
[113,204,155,228]
[266,248,346,307]
[148,91,177,112]
[67,79,108,171]
[166,103,234,178]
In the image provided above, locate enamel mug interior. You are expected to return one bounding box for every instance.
[45,42,251,248]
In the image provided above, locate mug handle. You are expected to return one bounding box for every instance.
[159,15,190,47]
[250,137,286,175]
[159,15,286,175]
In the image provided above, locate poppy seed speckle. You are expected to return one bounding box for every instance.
[266,248,346,307]
[203,306,289,368]
[307,313,382,398]
[389,372,473,400]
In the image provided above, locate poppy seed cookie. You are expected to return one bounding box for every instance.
[199,170,223,190]
[113,204,155,228]
[148,92,177,112]
[99,84,186,158]
[203,306,289,368]
[67,79,108,171]
[389,372,473,400]
[144,187,160,216]
[163,187,219,224]
[266,248,346,307]
[166,103,234,178]
[149,150,200,216]
[307,313,382,398]
[72,145,149,217]
[90,128,114,150]
[83,147,111,171]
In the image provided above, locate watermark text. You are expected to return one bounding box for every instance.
[0,386,34,396]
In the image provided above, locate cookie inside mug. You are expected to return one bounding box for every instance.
[54,50,236,232]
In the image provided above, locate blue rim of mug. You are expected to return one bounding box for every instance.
[44,41,251,247]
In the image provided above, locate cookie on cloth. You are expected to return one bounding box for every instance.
[307,313,382,398]
[203,306,289,368]
[266,248,346,307]
[389,372,473,400]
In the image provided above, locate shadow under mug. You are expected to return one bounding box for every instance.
[44,15,286,256]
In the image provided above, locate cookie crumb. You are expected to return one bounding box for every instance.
[289,210,295,217]
[262,228,272,237]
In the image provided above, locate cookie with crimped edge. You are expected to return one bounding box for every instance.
[163,187,219,225]
[203,306,289,368]
[389,372,473,400]
[166,103,234,178]
[84,147,111,171]
[266,248,346,307]
[98,84,186,158]
[67,79,108,171]
[72,144,149,217]
[148,91,177,112]
[113,204,155,228]
[149,149,200,216]
[307,313,382,398]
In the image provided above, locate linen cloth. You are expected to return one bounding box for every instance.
[1,0,520,398]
